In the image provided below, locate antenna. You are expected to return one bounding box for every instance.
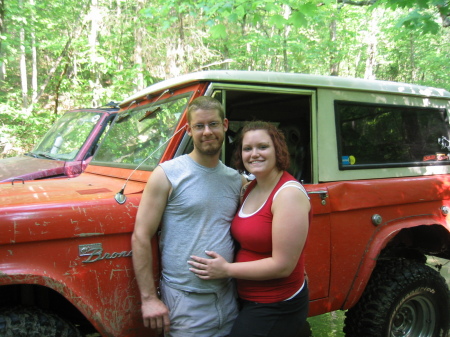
[115,125,187,204]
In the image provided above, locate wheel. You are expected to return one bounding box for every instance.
[344,259,450,337]
[0,306,81,337]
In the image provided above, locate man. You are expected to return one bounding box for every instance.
[132,96,245,336]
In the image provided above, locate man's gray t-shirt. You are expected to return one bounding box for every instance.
[159,154,242,293]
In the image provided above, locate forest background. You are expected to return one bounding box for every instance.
[1,0,450,158]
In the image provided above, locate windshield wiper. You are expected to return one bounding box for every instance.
[34,152,59,160]
[139,106,161,122]
[25,152,39,158]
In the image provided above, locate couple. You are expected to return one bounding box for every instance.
[131,96,311,337]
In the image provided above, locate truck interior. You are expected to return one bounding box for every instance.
[182,89,313,184]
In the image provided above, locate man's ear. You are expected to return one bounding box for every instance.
[186,122,193,136]
[223,118,229,132]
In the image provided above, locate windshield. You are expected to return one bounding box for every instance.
[31,111,102,161]
[92,93,191,170]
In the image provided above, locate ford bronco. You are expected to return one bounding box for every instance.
[0,71,449,337]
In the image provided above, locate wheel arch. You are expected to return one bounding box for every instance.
[343,218,450,309]
[0,273,105,335]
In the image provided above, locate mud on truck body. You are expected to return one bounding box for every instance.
[1,71,449,337]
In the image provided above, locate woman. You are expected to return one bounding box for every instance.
[188,121,311,337]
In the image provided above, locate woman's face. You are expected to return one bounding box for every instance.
[241,129,277,176]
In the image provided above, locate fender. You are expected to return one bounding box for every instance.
[0,271,113,336]
[0,223,162,337]
[342,213,449,309]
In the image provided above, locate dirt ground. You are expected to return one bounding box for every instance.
[428,256,450,286]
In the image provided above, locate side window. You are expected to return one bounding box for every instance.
[336,101,450,169]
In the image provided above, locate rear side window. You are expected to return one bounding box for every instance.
[336,101,450,169]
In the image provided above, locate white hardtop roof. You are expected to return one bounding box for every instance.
[119,70,450,107]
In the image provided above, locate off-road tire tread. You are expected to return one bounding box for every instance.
[343,259,450,337]
[0,306,81,337]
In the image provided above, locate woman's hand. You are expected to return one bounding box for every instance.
[188,251,230,280]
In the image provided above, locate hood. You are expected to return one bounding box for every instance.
[0,156,66,182]
[0,172,145,207]
[0,172,146,245]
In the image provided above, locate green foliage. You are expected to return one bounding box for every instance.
[396,10,440,34]
[308,311,346,337]
[289,12,308,28]
[0,104,56,158]
[210,24,228,39]
[1,0,449,155]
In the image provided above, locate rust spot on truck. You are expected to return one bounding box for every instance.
[75,233,104,237]
[76,188,112,195]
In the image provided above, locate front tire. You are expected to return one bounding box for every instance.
[344,259,449,337]
[0,306,81,337]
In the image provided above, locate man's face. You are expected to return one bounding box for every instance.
[187,109,228,156]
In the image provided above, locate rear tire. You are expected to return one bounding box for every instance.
[0,306,81,337]
[344,259,449,337]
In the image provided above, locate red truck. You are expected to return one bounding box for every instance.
[0,105,118,182]
[0,71,449,337]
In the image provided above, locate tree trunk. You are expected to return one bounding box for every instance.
[133,0,145,91]
[89,0,101,107]
[409,32,415,82]
[329,16,339,76]
[30,0,38,104]
[282,4,291,72]
[0,0,5,83]
[34,37,72,105]
[436,2,449,27]
[19,0,29,110]
[32,2,88,106]
[54,64,69,115]
[364,12,379,80]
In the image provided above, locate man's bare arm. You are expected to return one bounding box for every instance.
[131,166,171,333]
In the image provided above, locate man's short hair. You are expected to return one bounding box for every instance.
[187,96,225,123]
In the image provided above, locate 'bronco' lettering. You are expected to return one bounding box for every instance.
[79,244,132,263]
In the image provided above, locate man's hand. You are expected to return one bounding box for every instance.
[142,297,170,334]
